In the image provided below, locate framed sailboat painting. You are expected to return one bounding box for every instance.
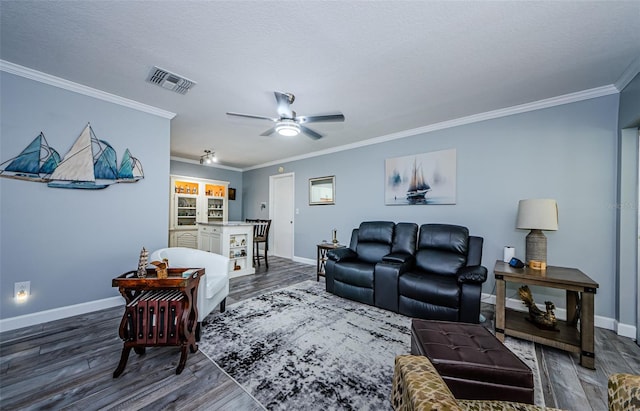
[384,149,456,205]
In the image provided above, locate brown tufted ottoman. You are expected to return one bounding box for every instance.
[411,319,534,404]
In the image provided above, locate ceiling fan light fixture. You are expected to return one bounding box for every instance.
[275,121,300,137]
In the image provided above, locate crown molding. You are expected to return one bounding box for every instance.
[615,55,640,91]
[0,59,176,119]
[170,156,244,172]
[245,84,619,171]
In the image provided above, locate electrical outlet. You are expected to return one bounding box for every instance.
[14,281,30,300]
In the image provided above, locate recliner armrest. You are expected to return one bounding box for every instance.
[327,247,357,262]
[456,265,488,284]
[382,252,415,265]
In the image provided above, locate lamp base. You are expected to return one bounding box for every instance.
[525,229,547,264]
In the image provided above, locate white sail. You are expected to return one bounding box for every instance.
[50,125,95,182]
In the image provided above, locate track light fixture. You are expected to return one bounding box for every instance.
[199,149,217,164]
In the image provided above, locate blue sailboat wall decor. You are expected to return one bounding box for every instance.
[0,123,144,190]
[0,132,61,182]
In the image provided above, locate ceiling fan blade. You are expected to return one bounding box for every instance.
[297,113,345,124]
[274,91,294,119]
[226,112,277,122]
[260,127,277,136]
[300,125,323,140]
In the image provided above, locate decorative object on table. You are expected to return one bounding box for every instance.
[529,260,547,270]
[332,229,338,244]
[136,247,148,278]
[151,259,168,279]
[518,285,558,330]
[516,198,558,265]
[309,175,335,205]
[503,246,515,263]
[0,124,144,189]
[384,148,456,205]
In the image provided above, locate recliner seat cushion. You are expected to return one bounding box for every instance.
[333,262,375,288]
[399,272,460,308]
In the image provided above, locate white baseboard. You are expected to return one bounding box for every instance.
[616,321,637,339]
[0,296,124,333]
[293,256,315,266]
[481,292,635,340]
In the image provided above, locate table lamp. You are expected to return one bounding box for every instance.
[516,199,558,265]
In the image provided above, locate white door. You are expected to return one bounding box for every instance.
[269,173,294,259]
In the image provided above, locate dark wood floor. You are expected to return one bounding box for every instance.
[1,257,638,410]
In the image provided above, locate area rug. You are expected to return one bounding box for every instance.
[199,280,543,410]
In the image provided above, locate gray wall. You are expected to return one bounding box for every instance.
[169,160,243,221]
[0,72,170,319]
[244,94,620,320]
[617,73,640,330]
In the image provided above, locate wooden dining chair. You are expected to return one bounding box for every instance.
[246,219,271,269]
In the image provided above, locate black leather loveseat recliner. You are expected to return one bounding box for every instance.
[325,221,487,324]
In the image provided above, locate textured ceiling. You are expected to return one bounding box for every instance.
[1,1,639,169]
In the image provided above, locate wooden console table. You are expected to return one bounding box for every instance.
[112,267,203,377]
[493,260,599,369]
[316,243,344,281]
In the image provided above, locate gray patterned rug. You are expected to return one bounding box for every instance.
[199,280,543,410]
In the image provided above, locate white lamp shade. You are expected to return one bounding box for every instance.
[516,199,558,231]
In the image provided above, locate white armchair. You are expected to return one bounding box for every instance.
[149,247,230,337]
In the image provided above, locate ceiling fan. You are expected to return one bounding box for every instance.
[226,91,345,140]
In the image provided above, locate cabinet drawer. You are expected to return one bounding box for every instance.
[199,226,220,234]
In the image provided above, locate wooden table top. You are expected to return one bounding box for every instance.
[493,260,598,289]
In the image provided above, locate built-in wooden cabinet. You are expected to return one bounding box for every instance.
[169,175,229,248]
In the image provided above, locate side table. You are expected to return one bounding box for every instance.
[316,243,344,281]
[112,267,203,377]
[493,260,599,369]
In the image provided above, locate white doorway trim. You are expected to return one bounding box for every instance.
[269,172,295,260]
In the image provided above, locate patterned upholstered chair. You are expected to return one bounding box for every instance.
[392,355,564,411]
[608,373,640,411]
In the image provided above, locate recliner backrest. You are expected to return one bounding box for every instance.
[392,222,418,255]
[416,224,469,275]
[355,221,395,264]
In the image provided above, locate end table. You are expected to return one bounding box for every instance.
[112,267,203,377]
[493,260,599,369]
[316,243,344,281]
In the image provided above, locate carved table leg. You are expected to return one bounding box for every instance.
[176,345,188,375]
[113,345,132,378]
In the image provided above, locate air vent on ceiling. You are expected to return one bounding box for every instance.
[146,66,196,94]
